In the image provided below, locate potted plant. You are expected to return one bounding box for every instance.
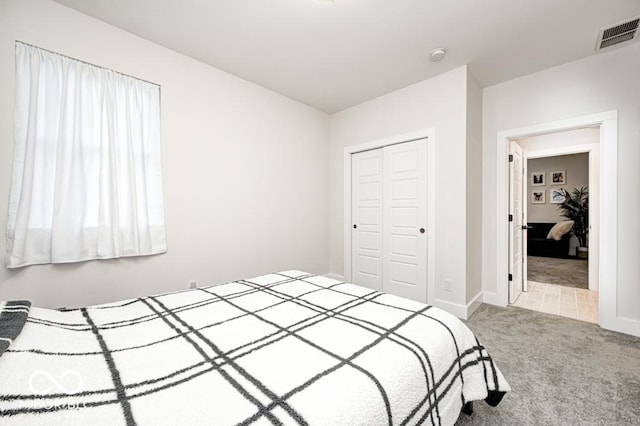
[557,186,589,258]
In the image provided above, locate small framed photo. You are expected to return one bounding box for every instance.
[532,190,545,204]
[550,188,566,204]
[531,171,545,186]
[551,170,566,185]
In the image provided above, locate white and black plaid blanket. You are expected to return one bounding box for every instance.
[0,271,509,425]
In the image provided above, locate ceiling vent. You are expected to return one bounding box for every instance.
[595,17,639,50]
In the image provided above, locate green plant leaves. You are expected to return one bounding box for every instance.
[557,186,589,248]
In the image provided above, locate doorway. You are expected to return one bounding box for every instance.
[495,110,629,335]
[509,128,599,323]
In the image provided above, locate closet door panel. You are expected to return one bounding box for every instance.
[351,148,383,291]
[382,140,427,303]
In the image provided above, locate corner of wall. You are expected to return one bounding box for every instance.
[433,290,483,320]
[465,68,484,305]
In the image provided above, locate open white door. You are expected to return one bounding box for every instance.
[509,141,524,304]
[522,152,528,292]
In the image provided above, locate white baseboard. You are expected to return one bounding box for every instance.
[601,315,640,338]
[433,295,483,320]
[324,273,345,281]
[480,291,507,307]
[466,292,483,318]
[433,299,467,319]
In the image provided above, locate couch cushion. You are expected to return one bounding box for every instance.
[547,220,574,241]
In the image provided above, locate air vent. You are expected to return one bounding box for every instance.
[595,17,639,50]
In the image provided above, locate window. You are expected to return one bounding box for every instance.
[6,42,166,268]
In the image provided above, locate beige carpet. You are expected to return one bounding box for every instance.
[527,256,588,289]
[455,304,640,425]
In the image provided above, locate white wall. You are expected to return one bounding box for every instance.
[0,0,330,308]
[527,153,589,223]
[330,66,472,313]
[482,42,640,328]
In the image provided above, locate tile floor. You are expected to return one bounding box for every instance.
[512,281,598,323]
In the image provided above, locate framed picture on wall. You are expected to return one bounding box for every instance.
[550,188,566,204]
[532,190,545,204]
[551,170,566,185]
[531,171,545,186]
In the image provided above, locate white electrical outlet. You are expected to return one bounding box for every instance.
[189,280,197,289]
[444,279,453,292]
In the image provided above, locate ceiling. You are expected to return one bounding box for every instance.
[52,0,640,113]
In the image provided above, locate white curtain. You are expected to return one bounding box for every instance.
[6,42,167,268]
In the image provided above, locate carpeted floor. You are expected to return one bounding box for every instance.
[455,304,640,426]
[527,256,588,289]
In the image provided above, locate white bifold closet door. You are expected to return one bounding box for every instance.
[351,139,427,303]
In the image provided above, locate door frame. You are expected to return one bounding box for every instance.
[343,128,436,304]
[494,111,622,333]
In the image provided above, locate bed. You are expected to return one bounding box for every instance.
[0,271,509,425]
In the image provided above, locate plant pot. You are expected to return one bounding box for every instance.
[577,247,588,259]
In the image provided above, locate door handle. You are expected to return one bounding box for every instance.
[419,228,425,234]
[353,224,357,229]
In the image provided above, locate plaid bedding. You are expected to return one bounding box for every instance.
[0,271,509,425]
[0,301,31,356]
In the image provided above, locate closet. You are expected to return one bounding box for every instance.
[350,138,428,303]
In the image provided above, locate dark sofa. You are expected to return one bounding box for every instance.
[527,222,571,258]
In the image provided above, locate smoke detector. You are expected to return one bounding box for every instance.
[429,48,447,62]
[595,16,639,50]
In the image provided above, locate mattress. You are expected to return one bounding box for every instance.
[0,271,509,425]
